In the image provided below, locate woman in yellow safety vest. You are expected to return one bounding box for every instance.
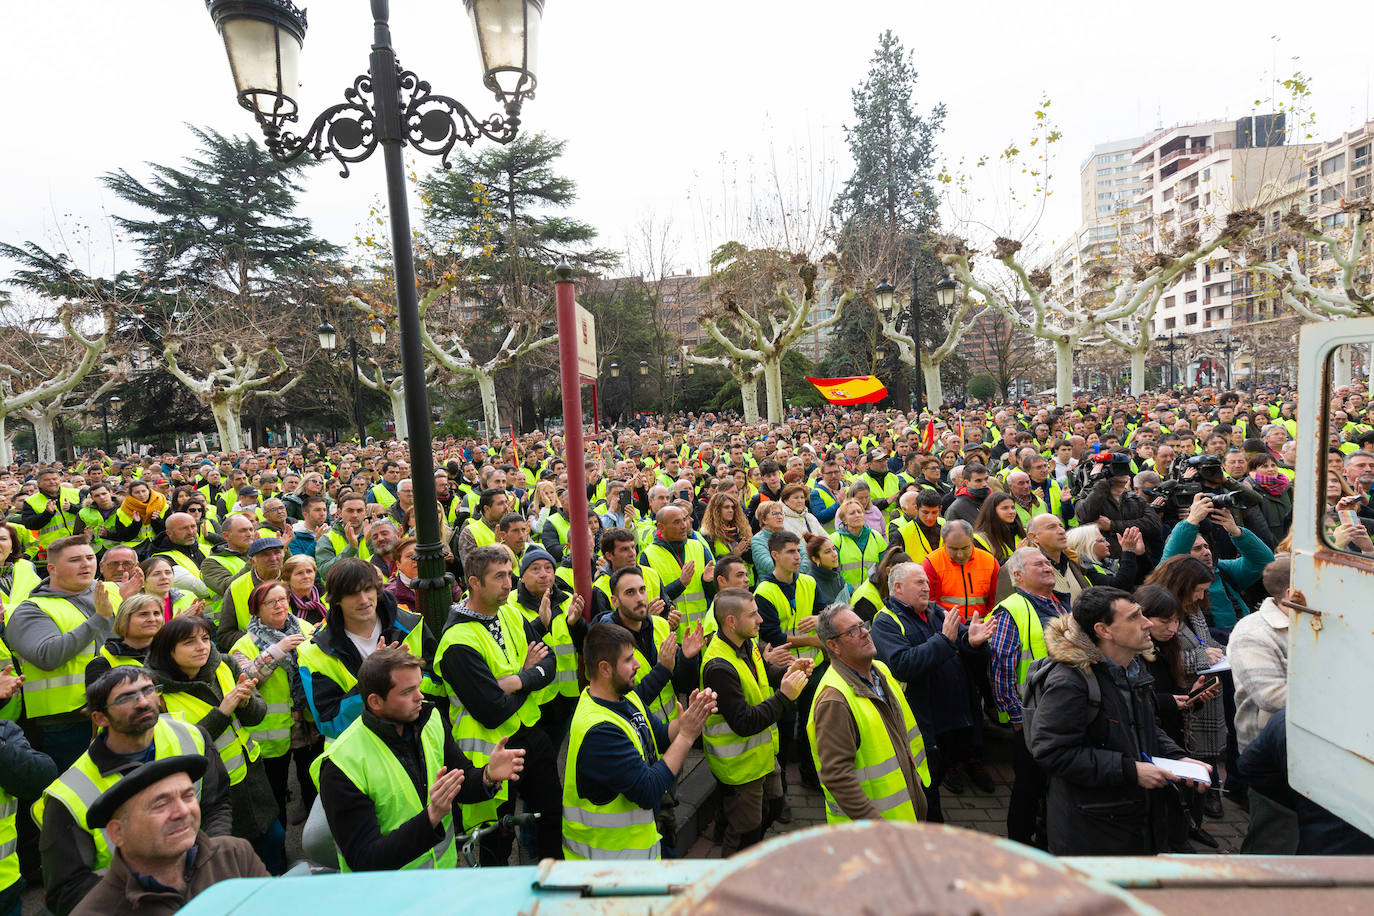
[84,593,167,686]
[0,522,39,608]
[146,614,285,873]
[972,492,1025,563]
[139,555,205,621]
[230,580,323,829]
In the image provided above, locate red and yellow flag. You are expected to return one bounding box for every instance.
[807,376,888,406]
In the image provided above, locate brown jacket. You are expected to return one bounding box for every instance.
[70,832,267,916]
[811,660,929,822]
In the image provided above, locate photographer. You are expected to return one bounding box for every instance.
[1161,493,1274,631]
[1158,454,1277,553]
[1073,452,1162,559]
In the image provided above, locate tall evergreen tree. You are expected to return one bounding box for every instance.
[826,31,950,408]
[418,132,617,431]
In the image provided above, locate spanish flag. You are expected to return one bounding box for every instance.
[807,375,888,406]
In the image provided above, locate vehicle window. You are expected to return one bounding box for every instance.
[1318,348,1374,556]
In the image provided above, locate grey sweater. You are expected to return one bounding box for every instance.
[7,582,111,720]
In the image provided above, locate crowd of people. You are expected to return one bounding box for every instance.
[1,381,1372,913]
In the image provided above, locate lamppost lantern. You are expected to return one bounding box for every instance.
[316,319,338,352]
[370,323,388,347]
[464,0,543,115]
[204,0,543,636]
[110,396,122,406]
[686,364,695,377]
[206,0,308,127]
[873,279,895,313]
[638,360,649,377]
[934,276,958,310]
[609,362,620,378]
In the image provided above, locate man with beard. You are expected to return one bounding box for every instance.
[562,623,716,860]
[150,512,214,602]
[36,668,231,916]
[316,648,525,872]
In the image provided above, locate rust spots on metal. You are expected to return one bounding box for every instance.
[660,822,1152,915]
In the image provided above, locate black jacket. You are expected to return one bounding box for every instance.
[317,704,492,871]
[1,720,56,914]
[1027,614,1187,856]
[870,597,982,737]
[1074,479,1164,559]
[38,719,232,916]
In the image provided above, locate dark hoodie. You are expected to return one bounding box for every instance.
[944,485,988,526]
[300,590,436,740]
[1027,614,1187,856]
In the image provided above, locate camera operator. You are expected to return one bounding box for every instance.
[1073,452,1162,560]
[1158,455,1277,553]
[1161,493,1274,632]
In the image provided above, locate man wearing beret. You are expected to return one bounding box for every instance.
[71,755,266,916]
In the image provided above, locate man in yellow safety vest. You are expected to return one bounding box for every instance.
[315,647,524,872]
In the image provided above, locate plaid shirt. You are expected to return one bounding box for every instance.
[989,589,1066,725]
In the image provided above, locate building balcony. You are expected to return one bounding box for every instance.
[1158,146,1212,168]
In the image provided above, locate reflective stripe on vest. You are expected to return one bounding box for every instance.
[32,716,204,875]
[312,708,456,871]
[699,636,777,785]
[160,662,258,783]
[17,593,98,719]
[562,690,662,861]
[805,659,929,824]
[506,593,579,702]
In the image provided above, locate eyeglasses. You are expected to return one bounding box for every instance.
[835,622,867,641]
[187,506,204,514]
[104,683,162,710]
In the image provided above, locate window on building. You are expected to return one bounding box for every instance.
[1356,144,1370,169]
[1202,168,1211,181]
[1116,153,1128,161]
[1322,213,1348,230]
[1165,296,1175,309]
[1203,192,1211,206]
[1097,204,1113,214]
[1186,291,1198,304]
[1321,183,1345,204]
[1309,165,1319,187]
[1185,313,1198,325]
[1356,174,1370,196]
[1165,317,1176,330]
[1097,168,1112,177]
[1271,209,1282,232]
[1321,153,1346,176]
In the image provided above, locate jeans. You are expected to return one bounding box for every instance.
[477,724,562,866]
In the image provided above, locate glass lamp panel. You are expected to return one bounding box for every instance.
[465,0,541,100]
[220,16,301,117]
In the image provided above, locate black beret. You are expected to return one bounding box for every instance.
[87,754,208,829]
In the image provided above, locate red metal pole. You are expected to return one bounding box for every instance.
[555,264,593,620]
[591,381,601,434]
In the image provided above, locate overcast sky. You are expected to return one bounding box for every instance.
[3,1,1372,284]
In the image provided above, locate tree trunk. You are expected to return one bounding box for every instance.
[1054,340,1074,404]
[0,416,10,467]
[1334,345,1353,387]
[740,374,761,425]
[476,372,500,437]
[209,398,236,451]
[31,413,57,465]
[762,358,784,425]
[921,355,945,409]
[388,386,409,440]
[1130,348,1147,396]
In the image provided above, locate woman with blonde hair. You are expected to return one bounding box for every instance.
[85,592,166,684]
[528,479,559,535]
[700,491,752,565]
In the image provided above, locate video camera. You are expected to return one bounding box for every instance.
[1155,453,1261,512]
[1070,450,1133,495]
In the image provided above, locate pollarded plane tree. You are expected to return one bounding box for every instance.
[694,243,855,425]
[682,346,766,425]
[939,210,1264,402]
[1237,201,1374,386]
[0,299,116,464]
[408,282,556,437]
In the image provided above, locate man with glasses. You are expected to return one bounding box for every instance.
[35,667,231,916]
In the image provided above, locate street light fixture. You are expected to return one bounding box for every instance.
[205,0,542,634]
[103,395,122,454]
[1155,332,1180,389]
[609,361,620,378]
[315,319,337,351]
[317,315,367,445]
[370,322,388,347]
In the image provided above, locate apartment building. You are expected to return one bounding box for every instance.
[1050,136,1150,305]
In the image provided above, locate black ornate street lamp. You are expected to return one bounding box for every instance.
[874,273,957,415]
[1155,332,1180,389]
[207,0,542,633]
[316,316,369,445]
